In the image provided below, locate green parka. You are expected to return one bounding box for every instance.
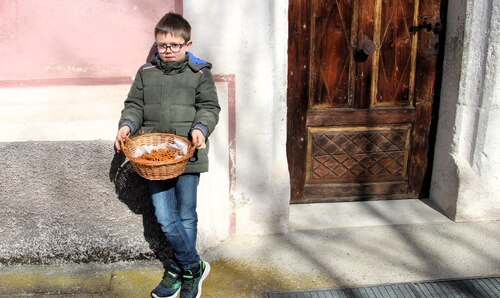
[119,52,220,173]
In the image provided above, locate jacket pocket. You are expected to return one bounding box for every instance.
[144,104,161,122]
[172,122,192,138]
[141,126,158,134]
[169,105,196,122]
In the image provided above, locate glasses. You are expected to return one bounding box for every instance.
[155,42,186,54]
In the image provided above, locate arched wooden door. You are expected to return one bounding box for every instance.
[287,0,445,203]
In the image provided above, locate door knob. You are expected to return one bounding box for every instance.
[359,39,375,55]
[355,38,375,62]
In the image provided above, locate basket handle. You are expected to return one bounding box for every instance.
[120,137,131,153]
[189,141,197,153]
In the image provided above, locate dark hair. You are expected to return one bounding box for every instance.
[154,12,191,42]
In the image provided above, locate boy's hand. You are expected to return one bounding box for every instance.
[115,126,131,152]
[191,129,206,149]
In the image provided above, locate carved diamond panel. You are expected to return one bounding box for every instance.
[375,0,416,105]
[309,128,409,181]
[311,0,354,108]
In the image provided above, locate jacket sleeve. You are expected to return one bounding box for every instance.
[193,68,220,137]
[119,68,145,134]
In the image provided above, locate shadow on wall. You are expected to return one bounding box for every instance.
[109,151,172,269]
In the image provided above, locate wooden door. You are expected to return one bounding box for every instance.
[288,0,445,203]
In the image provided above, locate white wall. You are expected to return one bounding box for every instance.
[0,85,127,142]
[185,0,291,234]
[430,0,500,221]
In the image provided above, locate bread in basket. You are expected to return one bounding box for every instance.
[121,133,195,180]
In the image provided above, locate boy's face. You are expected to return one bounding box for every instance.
[155,33,192,62]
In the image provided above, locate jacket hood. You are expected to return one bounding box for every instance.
[149,52,212,74]
[186,52,212,72]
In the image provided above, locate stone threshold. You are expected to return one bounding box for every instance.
[289,199,452,231]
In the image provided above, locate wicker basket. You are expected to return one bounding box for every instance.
[121,133,195,180]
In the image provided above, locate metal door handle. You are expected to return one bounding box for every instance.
[355,38,375,62]
[359,39,375,56]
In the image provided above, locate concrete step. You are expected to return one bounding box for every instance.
[289,199,451,231]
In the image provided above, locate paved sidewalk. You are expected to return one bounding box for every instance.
[0,220,499,297]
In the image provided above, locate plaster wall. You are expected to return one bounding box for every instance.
[0,0,290,264]
[184,0,290,234]
[430,0,500,221]
[0,0,232,264]
[0,0,178,81]
[0,81,231,263]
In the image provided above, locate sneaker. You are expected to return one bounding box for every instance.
[151,267,182,298]
[180,260,211,298]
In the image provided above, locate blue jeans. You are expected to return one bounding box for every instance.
[149,173,200,271]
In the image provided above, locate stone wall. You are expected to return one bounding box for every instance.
[0,141,164,264]
[430,0,500,221]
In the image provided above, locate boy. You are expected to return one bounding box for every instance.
[115,12,220,298]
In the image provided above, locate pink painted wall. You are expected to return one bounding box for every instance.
[0,0,180,81]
